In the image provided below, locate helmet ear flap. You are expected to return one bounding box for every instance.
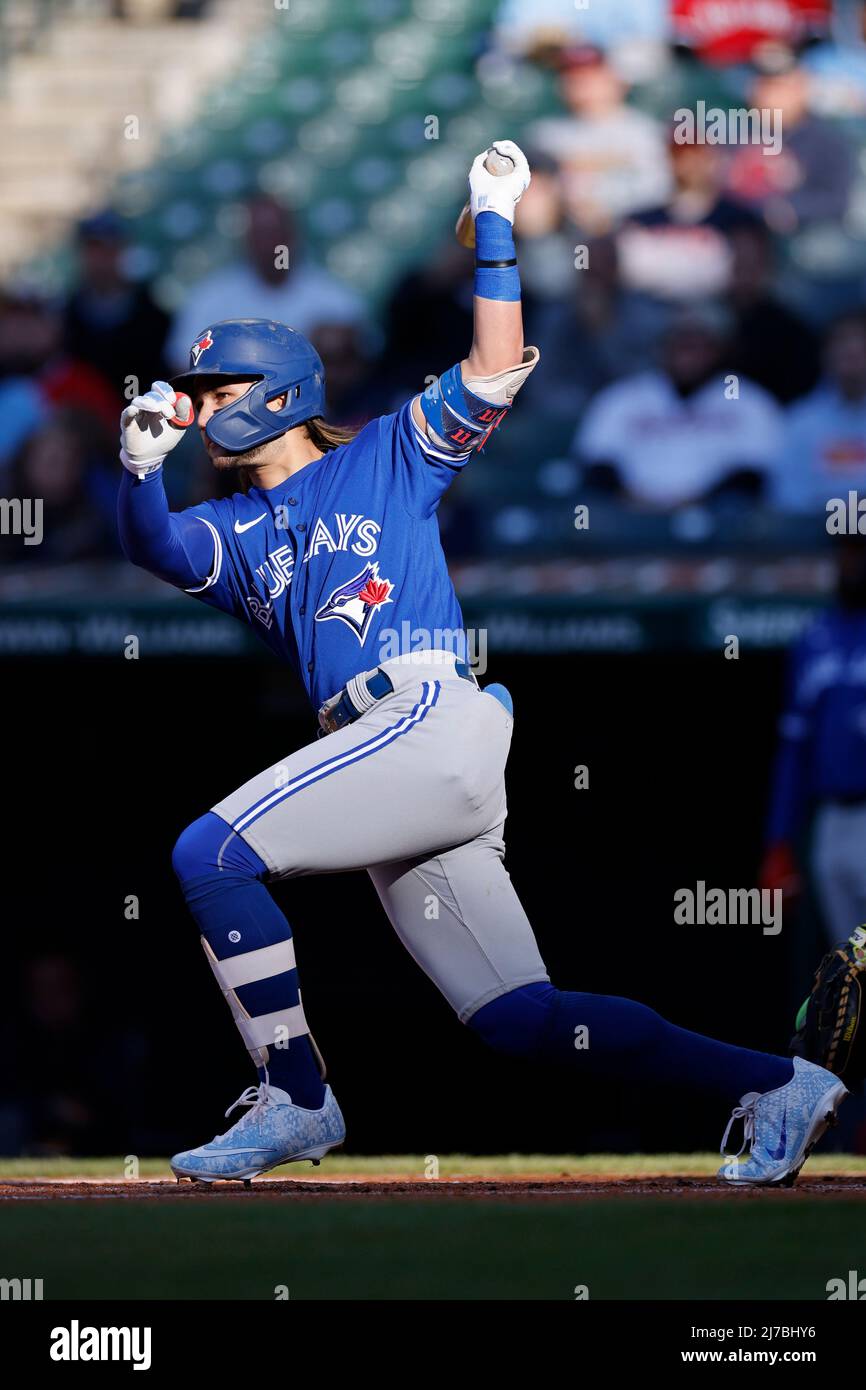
[204,372,321,453]
[204,378,278,452]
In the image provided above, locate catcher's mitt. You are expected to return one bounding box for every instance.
[790,925,866,1086]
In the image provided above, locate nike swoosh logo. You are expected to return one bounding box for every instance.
[234,513,267,534]
[202,1146,281,1155]
[769,1108,787,1161]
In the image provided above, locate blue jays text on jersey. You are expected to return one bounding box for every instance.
[176,400,472,709]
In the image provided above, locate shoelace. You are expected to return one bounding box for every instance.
[223,1084,271,1131]
[720,1092,761,1157]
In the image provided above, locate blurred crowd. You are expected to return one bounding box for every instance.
[5,18,866,567]
[513,39,866,519]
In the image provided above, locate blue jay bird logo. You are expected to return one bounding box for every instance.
[315,561,394,643]
[190,329,214,365]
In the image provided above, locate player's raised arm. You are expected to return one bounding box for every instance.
[116,381,217,589]
[463,140,528,376]
[411,140,540,453]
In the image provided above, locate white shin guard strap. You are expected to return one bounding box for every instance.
[201,937,308,1068]
[215,938,296,991]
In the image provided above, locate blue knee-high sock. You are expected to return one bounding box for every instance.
[469,983,794,1105]
[172,812,325,1109]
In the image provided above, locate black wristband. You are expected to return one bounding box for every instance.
[475,257,518,268]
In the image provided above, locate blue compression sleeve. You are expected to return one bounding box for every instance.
[117,467,214,589]
[469,983,794,1103]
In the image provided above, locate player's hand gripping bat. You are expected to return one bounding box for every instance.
[455,147,517,249]
[458,140,530,247]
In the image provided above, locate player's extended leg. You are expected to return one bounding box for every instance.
[370,834,848,1186]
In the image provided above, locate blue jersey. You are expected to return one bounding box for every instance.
[767,608,866,841]
[177,400,470,709]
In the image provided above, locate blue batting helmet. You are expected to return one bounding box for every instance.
[171,318,325,453]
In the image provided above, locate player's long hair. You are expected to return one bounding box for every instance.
[304,417,360,452]
[234,417,361,493]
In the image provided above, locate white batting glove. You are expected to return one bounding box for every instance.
[469,140,531,225]
[120,380,193,477]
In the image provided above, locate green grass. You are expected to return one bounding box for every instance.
[4,1155,865,1299]
[2,1152,866,1179]
[2,1199,866,1300]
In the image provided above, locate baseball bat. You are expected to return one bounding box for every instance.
[455,148,515,249]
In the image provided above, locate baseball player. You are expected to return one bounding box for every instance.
[762,537,866,946]
[118,142,845,1185]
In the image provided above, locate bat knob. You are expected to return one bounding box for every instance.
[169,393,194,429]
[485,149,515,176]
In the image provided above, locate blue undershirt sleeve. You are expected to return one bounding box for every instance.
[117,467,216,590]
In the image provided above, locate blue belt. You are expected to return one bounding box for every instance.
[318,660,474,736]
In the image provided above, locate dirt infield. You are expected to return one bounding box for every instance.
[4,1173,866,1201]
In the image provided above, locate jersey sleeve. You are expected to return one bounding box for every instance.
[173,497,241,617]
[379,398,474,519]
